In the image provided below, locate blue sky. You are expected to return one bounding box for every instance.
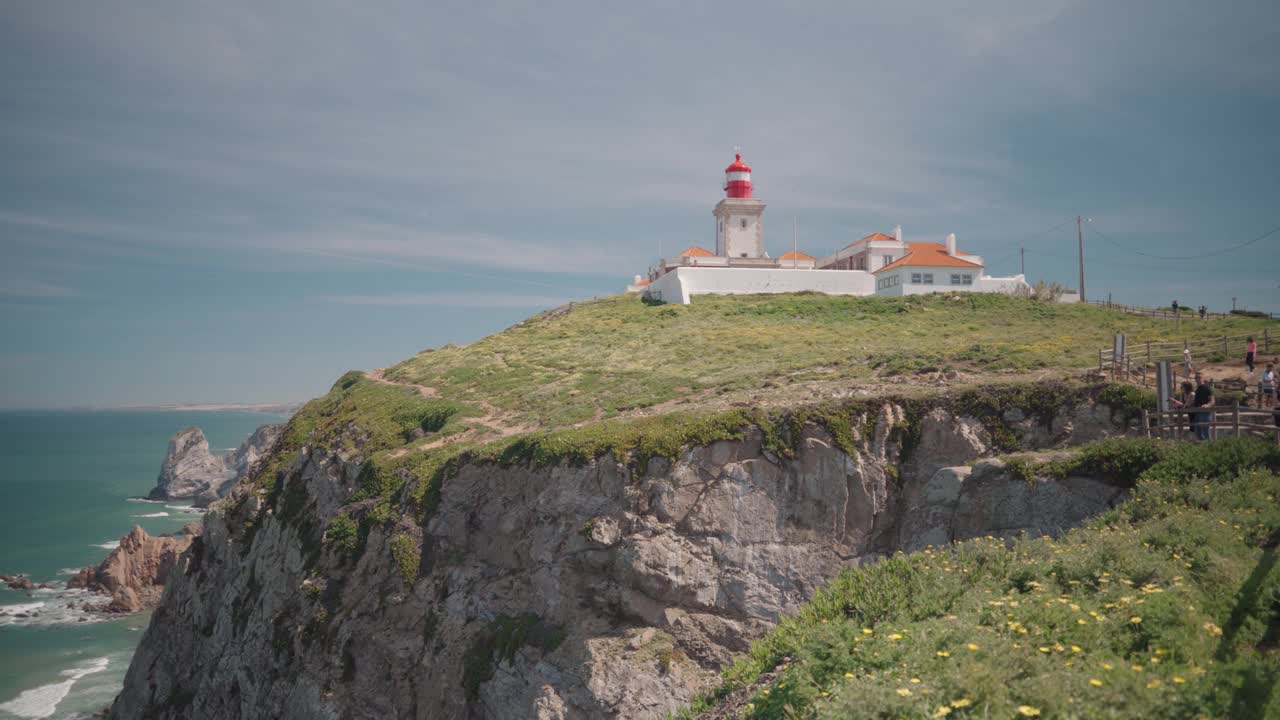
[2,0,1278,408]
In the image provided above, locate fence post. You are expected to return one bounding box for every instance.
[1224,335,1229,357]
[1142,410,1150,439]
[1098,349,1103,372]
[1233,403,1240,437]
[1146,341,1151,363]
[1266,328,1271,354]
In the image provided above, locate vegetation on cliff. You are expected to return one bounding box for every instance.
[679,437,1280,720]
[381,293,1272,429]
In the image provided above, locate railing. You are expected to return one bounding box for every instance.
[1099,331,1272,385]
[1141,404,1280,445]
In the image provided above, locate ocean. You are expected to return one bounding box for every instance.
[0,410,285,720]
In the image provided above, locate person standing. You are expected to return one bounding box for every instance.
[1192,374,1214,441]
[1262,363,1276,409]
[1183,348,1194,379]
[1246,336,1257,374]
[1199,305,1207,320]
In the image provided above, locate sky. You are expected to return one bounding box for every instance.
[2,0,1279,408]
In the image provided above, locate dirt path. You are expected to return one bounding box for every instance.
[365,368,439,398]
[365,369,537,457]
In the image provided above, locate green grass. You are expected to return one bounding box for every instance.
[383,293,1273,429]
[679,437,1280,720]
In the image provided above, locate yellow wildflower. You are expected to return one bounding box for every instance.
[844,672,855,679]
[1147,679,1162,689]
[1017,706,1042,717]
[1173,676,1186,684]
[933,706,952,718]
[1203,622,1223,637]
[889,633,904,641]
[936,651,950,658]
[1090,678,1104,687]
[950,698,972,708]
[862,628,874,635]
[897,688,913,697]
[1102,663,1114,670]
[1071,645,1082,653]
[1130,616,1143,624]
[967,643,980,651]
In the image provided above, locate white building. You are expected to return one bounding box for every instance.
[632,153,1030,304]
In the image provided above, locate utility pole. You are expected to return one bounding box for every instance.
[1077,215,1086,303]
[793,216,798,269]
[1020,247,1025,276]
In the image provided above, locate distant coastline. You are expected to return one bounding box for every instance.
[119,402,302,414]
[1,402,302,415]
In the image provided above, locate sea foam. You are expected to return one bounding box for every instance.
[130,512,168,518]
[91,541,119,550]
[164,505,207,514]
[0,656,109,718]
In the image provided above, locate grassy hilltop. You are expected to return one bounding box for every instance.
[383,293,1272,430]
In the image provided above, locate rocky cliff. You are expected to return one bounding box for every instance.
[68,525,197,613]
[110,386,1137,720]
[148,427,228,500]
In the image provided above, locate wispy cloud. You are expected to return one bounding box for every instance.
[0,274,88,299]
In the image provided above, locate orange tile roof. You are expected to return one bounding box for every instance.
[778,250,816,261]
[840,232,897,252]
[677,245,716,258]
[633,277,651,286]
[874,242,983,273]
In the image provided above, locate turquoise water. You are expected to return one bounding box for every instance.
[0,410,284,719]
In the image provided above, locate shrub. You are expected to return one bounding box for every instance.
[324,514,360,557]
[389,533,420,586]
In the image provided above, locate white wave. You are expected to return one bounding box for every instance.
[0,589,108,628]
[164,505,207,514]
[57,568,80,576]
[91,541,119,550]
[0,657,109,718]
[125,497,165,503]
[0,602,45,618]
[130,512,168,518]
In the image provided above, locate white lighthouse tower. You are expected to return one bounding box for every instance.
[713,153,767,258]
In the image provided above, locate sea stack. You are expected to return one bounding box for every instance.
[147,427,227,500]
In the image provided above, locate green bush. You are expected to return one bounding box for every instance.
[389,533,420,586]
[324,514,360,557]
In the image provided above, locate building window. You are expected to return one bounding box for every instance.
[741,218,748,229]
[882,255,893,267]
[962,274,973,285]
[922,273,933,284]
[911,273,922,284]
[950,274,961,285]
[856,257,865,270]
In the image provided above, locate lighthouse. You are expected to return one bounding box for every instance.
[713,152,767,258]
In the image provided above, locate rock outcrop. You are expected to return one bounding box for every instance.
[68,525,197,613]
[148,427,228,500]
[192,423,285,508]
[110,393,1135,720]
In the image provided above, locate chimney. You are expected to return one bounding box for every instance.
[894,225,903,244]
[633,274,643,285]
[946,233,957,257]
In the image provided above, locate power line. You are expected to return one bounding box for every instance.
[1088,222,1280,260]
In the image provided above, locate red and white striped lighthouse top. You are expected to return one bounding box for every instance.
[723,153,753,198]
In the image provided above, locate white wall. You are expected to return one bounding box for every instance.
[878,268,1028,296]
[645,267,876,305]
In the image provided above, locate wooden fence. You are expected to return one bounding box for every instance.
[1090,300,1232,320]
[1098,330,1273,388]
[1142,405,1280,445]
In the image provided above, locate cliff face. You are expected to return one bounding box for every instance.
[110,394,1132,720]
[148,427,228,500]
